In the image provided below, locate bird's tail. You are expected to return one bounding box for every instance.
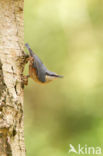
[25,43,34,57]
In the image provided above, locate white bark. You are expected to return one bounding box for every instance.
[0,0,26,155]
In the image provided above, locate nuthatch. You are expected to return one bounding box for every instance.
[25,43,63,84]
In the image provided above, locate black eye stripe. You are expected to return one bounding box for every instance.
[46,73,57,77]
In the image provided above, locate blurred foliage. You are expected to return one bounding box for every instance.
[24,0,103,155]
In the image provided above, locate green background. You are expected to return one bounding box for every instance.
[24,0,103,155]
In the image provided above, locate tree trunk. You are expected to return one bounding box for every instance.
[0,0,26,155]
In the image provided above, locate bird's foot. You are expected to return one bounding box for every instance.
[21,75,30,86]
[23,51,30,64]
[29,56,34,65]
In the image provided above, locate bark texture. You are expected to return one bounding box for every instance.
[0,0,25,155]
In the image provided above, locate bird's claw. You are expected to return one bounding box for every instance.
[21,75,30,86]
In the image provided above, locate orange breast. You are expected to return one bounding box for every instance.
[29,65,44,84]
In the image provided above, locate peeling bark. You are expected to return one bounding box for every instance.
[0,0,26,155]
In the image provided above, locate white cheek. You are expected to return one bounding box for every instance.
[45,75,56,82]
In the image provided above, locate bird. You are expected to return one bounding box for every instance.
[25,43,63,84]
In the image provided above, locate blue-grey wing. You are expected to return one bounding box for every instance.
[33,55,46,82]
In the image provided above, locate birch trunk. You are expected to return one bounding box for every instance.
[0,0,26,155]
